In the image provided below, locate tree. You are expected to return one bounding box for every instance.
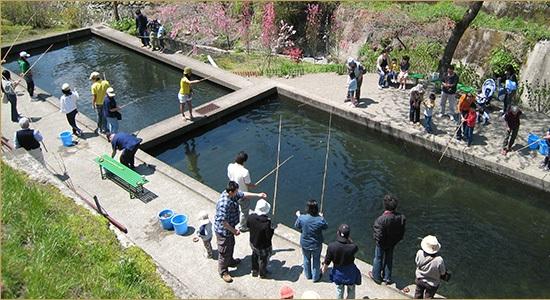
[437,1,483,77]
[113,1,120,21]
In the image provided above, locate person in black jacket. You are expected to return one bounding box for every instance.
[322,224,361,299]
[135,10,150,47]
[368,194,406,285]
[246,199,274,278]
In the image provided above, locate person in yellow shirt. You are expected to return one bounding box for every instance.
[178,67,209,120]
[90,71,111,133]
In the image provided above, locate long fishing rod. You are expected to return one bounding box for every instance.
[1,11,38,62]
[438,122,463,163]
[320,109,333,213]
[254,155,294,186]
[272,115,282,217]
[16,43,54,87]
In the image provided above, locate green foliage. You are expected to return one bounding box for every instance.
[489,46,520,77]
[1,1,56,29]
[62,4,88,29]
[109,17,137,36]
[454,62,482,88]
[262,61,346,77]
[1,164,175,299]
[404,1,466,23]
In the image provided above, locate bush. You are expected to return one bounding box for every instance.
[109,17,137,36]
[455,62,482,88]
[1,1,56,29]
[62,4,88,29]
[489,46,520,77]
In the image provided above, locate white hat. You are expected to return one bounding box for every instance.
[19,51,30,58]
[197,210,210,226]
[254,199,271,216]
[61,83,70,91]
[18,117,30,129]
[412,83,425,94]
[346,57,355,65]
[421,235,441,255]
[301,290,321,299]
[106,87,115,97]
[89,71,101,80]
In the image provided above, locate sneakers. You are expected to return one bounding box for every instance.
[251,270,258,277]
[378,85,383,90]
[368,271,382,285]
[437,113,444,118]
[222,273,233,283]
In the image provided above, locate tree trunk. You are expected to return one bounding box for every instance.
[437,1,483,78]
[113,1,120,21]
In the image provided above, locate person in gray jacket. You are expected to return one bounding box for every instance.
[414,235,447,299]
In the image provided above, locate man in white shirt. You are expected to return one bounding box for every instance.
[227,151,256,232]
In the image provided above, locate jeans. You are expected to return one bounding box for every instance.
[95,105,106,132]
[440,92,456,116]
[336,284,356,299]
[106,117,119,134]
[464,126,474,146]
[409,105,420,123]
[66,109,81,134]
[120,146,139,168]
[216,233,237,275]
[502,128,519,150]
[24,75,34,97]
[139,28,150,46]
[424,115,433,133]
[414,278,439,299]
[372,244,394,283]
[378,70,387,87]
[356,76,363,100]
[7,94,20,122]
[302,247,322,281]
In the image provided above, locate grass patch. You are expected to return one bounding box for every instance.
[1,163,175,298]
[1,19,70,47]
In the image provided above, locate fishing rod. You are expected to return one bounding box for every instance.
[272,115,282,217]
[1,11,38,62]
[438,122,463,163]
[15,43,54,87]
[254,155,294,186]
[320,109,333,213]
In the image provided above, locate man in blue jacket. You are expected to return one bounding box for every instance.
[108,132,142,169]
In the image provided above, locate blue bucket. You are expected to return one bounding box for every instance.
[527,133,540,150]
[59,131,73,147]
[171,214,188,235]
[539,141,549,156]
[158,209,174,230]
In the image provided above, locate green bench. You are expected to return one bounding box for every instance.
[94,154,149,199]
[457,83,476,94]
[409,73,424,85]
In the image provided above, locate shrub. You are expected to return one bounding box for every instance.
[455,62,482,88]
[62,4,88,29]
[109,17,137,36]
[1,1,56,29]
[489,46,520,77]
[284,47,303,63]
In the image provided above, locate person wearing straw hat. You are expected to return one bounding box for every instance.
[59,83,82,137]
[246,199,274,278]
[369,194,406,285]
[89,71,111,134]
[103,87,121,134]
[17,51,35,99]
[193,210,213,259]
[295,199,328,282]
[501,105,522,155]
[279,285,295,299]
[322,224,361,299]
[13,117,44,164]
[414,235,448,299]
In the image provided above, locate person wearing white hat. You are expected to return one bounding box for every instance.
[346,57,365,101]
[17,51,35,99]
[14,117,44,164]
[246,198,274,278]
[59,83,82,136]
[414,235,448,298]
[89,71,111,133]
[300,290,321,299]
[103,87,121,134]
[193,211,213,259]
[2,70,21,122]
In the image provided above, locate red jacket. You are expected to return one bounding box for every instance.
[465,110,477,128]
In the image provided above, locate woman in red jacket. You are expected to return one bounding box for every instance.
[462,103,477,147]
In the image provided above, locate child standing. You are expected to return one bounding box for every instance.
[193,211,213,258]
[398,56,410,90]
[423,93,436,134]
[347,69,358,107]
[409,90,422,125]
[463,104,477,147]
[389,58,399,87]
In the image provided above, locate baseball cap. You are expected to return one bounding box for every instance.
[106,87,115,97]
[61,83,70,91]
[19,51,30,58]
[336,224,350,242]
[89,71,101,80]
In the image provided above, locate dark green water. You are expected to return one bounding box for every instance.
[3,37,230,132]
[148,98,550,298]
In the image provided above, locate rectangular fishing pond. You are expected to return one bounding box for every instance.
[3,36,231,133]
[146,97,550,298]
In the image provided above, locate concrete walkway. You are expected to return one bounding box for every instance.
[1,78,408,298]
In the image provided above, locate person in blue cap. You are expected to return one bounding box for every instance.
[107,132,142,169]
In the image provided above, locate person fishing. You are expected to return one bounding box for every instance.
[17,51,35,99]
[2,70,21,122]
[178,67,209,121]
[59,83,83,136]
[227,151,256,232]
[89,71,111,134]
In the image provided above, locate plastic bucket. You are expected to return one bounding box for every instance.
[158,209,174,230]
[539,141,549,156]
[527,133,540,150]
[59,131,73,147]
[171,214,188,235]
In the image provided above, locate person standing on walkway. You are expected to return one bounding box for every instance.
[409,90,422,125]
[89,72,110,134]
[369,194,406,285]
[462,104,477,147]
[455,92,475,141]
[501,105,522,155]
[17,51,35,99]
[107,132,142,169]
[423,93,436,134]
[438,65,459,121]
[502,64,518,115]
[227,151,256,232]
[178,67,209,121]
[376,50,390,89]
[103,87,122,134]
[322,224,361,299]
[135,10,150,47]
[246,199,275,278]
[193,210,213,259]
[295,199,328,282]
[59,83,82,136]
[346,57,365,101]
[214,181,267,283]
[414,235,448,299]
[14,117,44,164]
[2,70,21,122]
